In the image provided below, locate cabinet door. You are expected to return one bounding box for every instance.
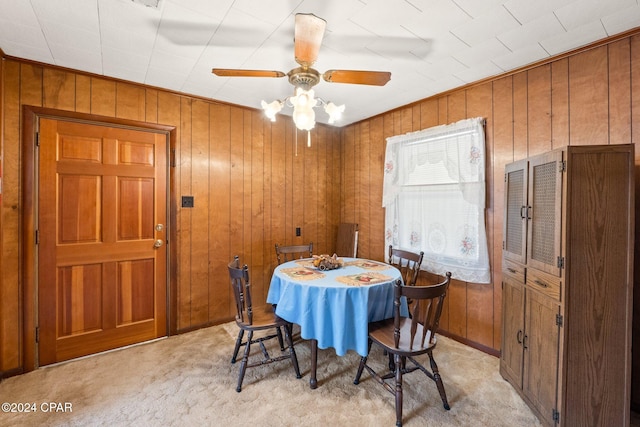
[503,159,528,264]
[523,289,560,425]
[527,151,563,276]
[500,276,525,389]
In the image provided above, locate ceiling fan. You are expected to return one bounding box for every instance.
[211,13,391,131]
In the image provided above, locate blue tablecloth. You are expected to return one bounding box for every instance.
[267,257,406,357]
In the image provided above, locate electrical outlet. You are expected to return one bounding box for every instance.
[181,196,194,208]
[296,227,301,236]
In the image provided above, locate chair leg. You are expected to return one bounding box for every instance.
[394,354,404,427]
[231,329,244,364]
[276,326,285,351]
[388,352,395,372]
[236,330,253,392]
[354,355,368,384]
[284,323,302,379]
[428,350,450,410]
[354,339,372,385]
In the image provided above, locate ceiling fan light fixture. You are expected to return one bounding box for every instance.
[262,87,343,132]
[261,100,283,122]
[324,102,345,124]
[212,13,390,136]
[290,88,317,130]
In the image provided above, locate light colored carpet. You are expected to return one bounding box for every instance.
[0,322,543,426]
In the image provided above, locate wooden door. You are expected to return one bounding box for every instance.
[523,289,560,425]
[499,276,525,389]
[37,118,168,366]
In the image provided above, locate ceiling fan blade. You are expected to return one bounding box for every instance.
[212,69,286,78]
[323,70,392,86]
[294,13,326,68]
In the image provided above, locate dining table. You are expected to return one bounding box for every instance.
[266,257,407,389]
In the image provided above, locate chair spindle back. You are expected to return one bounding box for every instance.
[275,242,313,264]
[388,245,424,287]
[228,255,254,325]
[393,272,451,350]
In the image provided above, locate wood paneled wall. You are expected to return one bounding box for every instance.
[0,58,342,374]
[2,30,640,381]
[340,35,640,360]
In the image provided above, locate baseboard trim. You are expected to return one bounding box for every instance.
[438,330,500,358]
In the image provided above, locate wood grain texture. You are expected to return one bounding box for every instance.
[116,82,145,121]
[609,39,632,145]
[90,78,116,117]
[156,91,180,334]
[209,103,231,318]
[527,65,552,157]
[43,68,75,110]
[3,29,640,373]
[569,46,609,145]
[178,98,193,329]
[551,59,569,149]
[369,117,384,261]
[630,34,640,410]
[190,100,210,323]
[492,76,514,352]
[2,61,21,371]
[20,64,43,107]
[466,82,494,349]
[357,122,370,258]
[75,75,91,114]
[513,72,528,159]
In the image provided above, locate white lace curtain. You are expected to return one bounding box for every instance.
[383,117,490,284]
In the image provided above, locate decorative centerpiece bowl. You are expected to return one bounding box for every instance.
[312,253,344,271]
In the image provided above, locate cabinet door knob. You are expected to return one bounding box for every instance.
[517,330,523,344]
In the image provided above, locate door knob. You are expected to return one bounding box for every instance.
[154,239,164,248]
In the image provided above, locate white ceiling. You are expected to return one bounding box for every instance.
[0,0,639,127]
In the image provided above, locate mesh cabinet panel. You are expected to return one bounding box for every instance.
[505,169,524,255]
[531,161,556,265]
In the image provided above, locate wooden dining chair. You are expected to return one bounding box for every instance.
[388,245,424,288]
[228,256,301,392]
[275,242,313,264]
[385,246,425,370]
[354,273,452,427]
[336,223,358,257]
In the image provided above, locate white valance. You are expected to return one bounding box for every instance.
[383,117,490,284]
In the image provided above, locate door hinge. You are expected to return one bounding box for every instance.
[559,161,566,172]
[170,148,176,167]
[552,408,560,423]
[35,132,40,147]
[556,313,563,327]
[557,256,564,269]
[35,327,40,343]
[35,230,39,245]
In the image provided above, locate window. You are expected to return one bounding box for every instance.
[383,117,490,283]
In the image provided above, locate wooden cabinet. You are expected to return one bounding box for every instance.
[500,144,634,427]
